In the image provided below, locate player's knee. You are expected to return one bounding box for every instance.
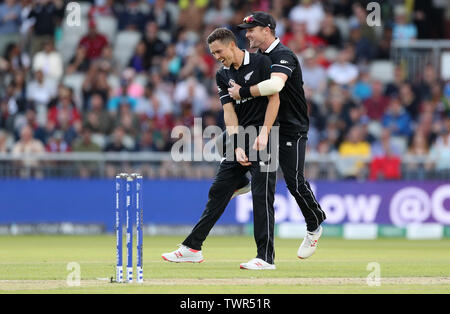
[285,174,306,191]
[208,182,228,199]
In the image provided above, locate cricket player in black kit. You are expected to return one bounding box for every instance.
[162,28,280,269]
[229,12,327,259]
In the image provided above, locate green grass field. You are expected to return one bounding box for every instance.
[1,235,449,294]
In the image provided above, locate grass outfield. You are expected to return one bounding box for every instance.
[0,235,449,293]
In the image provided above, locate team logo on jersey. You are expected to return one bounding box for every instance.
[244,71,254,82]
[228,79,235,87]
[280,60,289,64]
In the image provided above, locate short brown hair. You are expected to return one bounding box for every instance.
[207,28,237,45]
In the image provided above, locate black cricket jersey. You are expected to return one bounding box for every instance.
[216,50,273,129]
[260,38,309,135]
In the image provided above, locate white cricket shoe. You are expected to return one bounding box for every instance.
[231,182,251,199]
[162,245,204,263]
[297,225,323,259]
[240,258,276,270]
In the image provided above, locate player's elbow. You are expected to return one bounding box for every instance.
[257,76,285,96]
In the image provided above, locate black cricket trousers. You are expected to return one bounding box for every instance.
[279,133,326,232]
[183,160,277,264]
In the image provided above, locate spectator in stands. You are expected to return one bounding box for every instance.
[148,0,177,38]
[0,0,21,56]
[392,5,417,42]
[116,0,149,32]
[82,65,111,109]
[88,0,115,20]
[327,48,358,85]
[428,116,450,176]
[11,124,45,177]
[104,125,129,152]
[26,70,56,125]
[343,103,369,135]
[161,43,182,82]
[92,45,115,75]
[332,0,353,18]
[72,126,102,153]
[385,64,406,97]
[174,77,208,117]
[135,130,158,152]
[337,124,371,179]
[375,26,393,60]
[349,24,375,62]
[142,21,167,70]
[382,97,413,138]
[114,102,140,137]
[79,20,109,62]
[28,0,65,56]
[325,85,350,131]
[349,2,376,44]
[178,0,208,34]
[47,87,81,132]
[128,40,149,73]
[72,126,102,178]
[289,0,325,36]
[136,83,173,126]
[66,46,90,74]
[18,0,34,49]
[83,93,113,135]
[8,70,28,113]
[282,21,326,52]
[32,39,63,82]
[203,0,233,27]
[0,129,11,152]
[369,153,401,181]
[301,48,327,96]
[14,107,47,144]
[399,82,420,120]
[117,68,145,99]
[415,64,441,102]
[317,12,342,48]
[0,97,14,133]
[2,42,31,72]
[179,41,215,81]
[371,128,402,158]
[363,80,390,121]
[352,70,372,102]
[45,130,70,153]
[404,131,430,180]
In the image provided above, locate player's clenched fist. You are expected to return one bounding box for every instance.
[235,147,251,166]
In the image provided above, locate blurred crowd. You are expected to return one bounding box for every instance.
[0,0,450,179]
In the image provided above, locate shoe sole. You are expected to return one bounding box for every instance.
[240,265,276,270]
[162,255,204,263]
[231,183,251,199]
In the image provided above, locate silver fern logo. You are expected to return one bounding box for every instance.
[244,71,254,82]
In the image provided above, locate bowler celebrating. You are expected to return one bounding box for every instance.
[162,28,280,269]
[228,12,327,259]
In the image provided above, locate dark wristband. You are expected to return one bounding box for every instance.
[239,86,251,99]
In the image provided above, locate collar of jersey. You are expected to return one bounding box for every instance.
[224,50,250,70]
[262,38,280,54]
